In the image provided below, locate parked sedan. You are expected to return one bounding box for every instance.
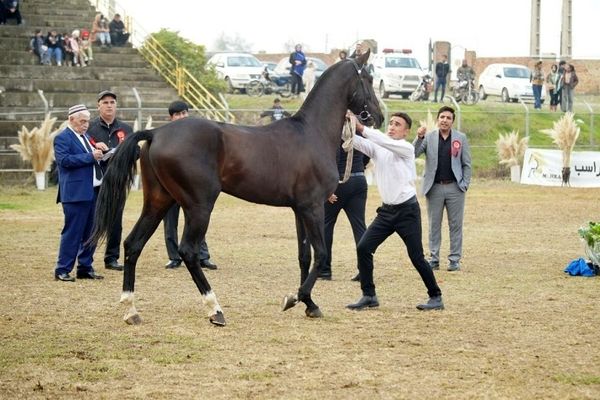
[207,52,264,93]
[478,63,545,103]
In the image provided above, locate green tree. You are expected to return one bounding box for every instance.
[149,29,226,94]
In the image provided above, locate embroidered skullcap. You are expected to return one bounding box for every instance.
[68,104,88,116]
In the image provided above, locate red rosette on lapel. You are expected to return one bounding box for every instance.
[88,135,97,147]
[116,130,125,144]
[452,139,461,157]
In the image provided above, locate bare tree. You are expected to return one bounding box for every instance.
[213,32,253,52]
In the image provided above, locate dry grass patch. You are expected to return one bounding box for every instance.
[0,181,599,399]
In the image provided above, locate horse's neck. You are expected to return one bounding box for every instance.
[295,77,350,147]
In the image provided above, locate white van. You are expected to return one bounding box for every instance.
[478,63,545,103]
[207,52,264,92]
[370,49,425,99]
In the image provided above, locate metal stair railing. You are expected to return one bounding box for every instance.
[89,0,235,122]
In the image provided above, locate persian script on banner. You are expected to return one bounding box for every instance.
[520,149,600,187]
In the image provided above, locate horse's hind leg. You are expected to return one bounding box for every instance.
[120,208,166,324]
[179,202,225,326]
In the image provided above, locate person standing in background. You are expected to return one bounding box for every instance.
[546,63,559,112]
[288,44,306,97]
[302,60,316,97]
[320,143,370,281]
[87,90,133,272]
[560,64,579,113]
[162,101,218,270]
[434,54,450,102]
[530,60,544,110]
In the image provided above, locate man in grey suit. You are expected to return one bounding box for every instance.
[414,106,471,271]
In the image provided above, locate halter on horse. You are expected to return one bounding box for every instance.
[91,50,383,326]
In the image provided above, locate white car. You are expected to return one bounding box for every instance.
[478,63,545,103]
[206,52,264,92]
[371,50,425,99]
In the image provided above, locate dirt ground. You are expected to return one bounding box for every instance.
[0,180,599,399]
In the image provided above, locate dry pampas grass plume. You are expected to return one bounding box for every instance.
[418,109,437,133]
[10,114,67,173]
[495,130,529,167]
[540,112,580,168]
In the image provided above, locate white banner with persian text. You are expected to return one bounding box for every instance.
[520,149,600,187]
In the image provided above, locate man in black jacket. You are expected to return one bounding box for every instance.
[87,90,133,271]
[434,54,450,102]
[109,13,130,46]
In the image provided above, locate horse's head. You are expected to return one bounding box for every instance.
[347,49,384,128]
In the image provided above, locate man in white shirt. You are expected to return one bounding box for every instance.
[346,112,443,311]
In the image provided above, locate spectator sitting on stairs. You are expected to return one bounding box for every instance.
[29,29,50,65]
[80,28,93,63]
[0,0,22,25]
[92,13,111,48]
[109,13,130,47]
[45,30,64,66]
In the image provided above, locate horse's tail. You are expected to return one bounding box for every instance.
[90,130,154,246]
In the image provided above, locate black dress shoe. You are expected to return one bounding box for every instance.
[350,273,361,282]
[317,271,332,280]
[105,260,124,271]
[165,259,182,269]
[200,258,218,270]
[416,295,444,310]
[55,273,75,282]
[76,271,104,280]
[346,295,379,310]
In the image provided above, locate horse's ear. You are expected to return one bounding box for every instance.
[357,49,371,67]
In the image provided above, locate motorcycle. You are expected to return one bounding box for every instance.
[246,67,292,98]
[451,77,480,105]
[409,74,433,102]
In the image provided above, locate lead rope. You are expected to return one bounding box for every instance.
[339,116,356,183]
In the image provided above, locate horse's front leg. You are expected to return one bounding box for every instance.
[282,212,310,312]
[179,204,225,326]
[282,206,325,318]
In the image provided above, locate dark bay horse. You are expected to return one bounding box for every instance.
[91,50,383,326]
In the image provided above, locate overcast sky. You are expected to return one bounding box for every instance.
[121,0,598,65]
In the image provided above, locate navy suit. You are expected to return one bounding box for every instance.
[54,126,99,275]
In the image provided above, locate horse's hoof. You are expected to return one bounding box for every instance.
[305,307,323,318]
[281,293,299,311]
[209,311,226,326]
[124,313,142,325]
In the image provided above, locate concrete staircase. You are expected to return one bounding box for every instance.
[0,0,179,185]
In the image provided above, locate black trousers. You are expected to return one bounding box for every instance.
[290,73,304,95]
[163,203,210,261]
[323,175,367,273]
[356,197,441,298]
[104,204,123,264]
[434,79,446,101]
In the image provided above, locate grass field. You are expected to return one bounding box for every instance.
[1,181,599,399]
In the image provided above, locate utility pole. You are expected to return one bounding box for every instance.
[529,0,541,58]
[560,0,572,59]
